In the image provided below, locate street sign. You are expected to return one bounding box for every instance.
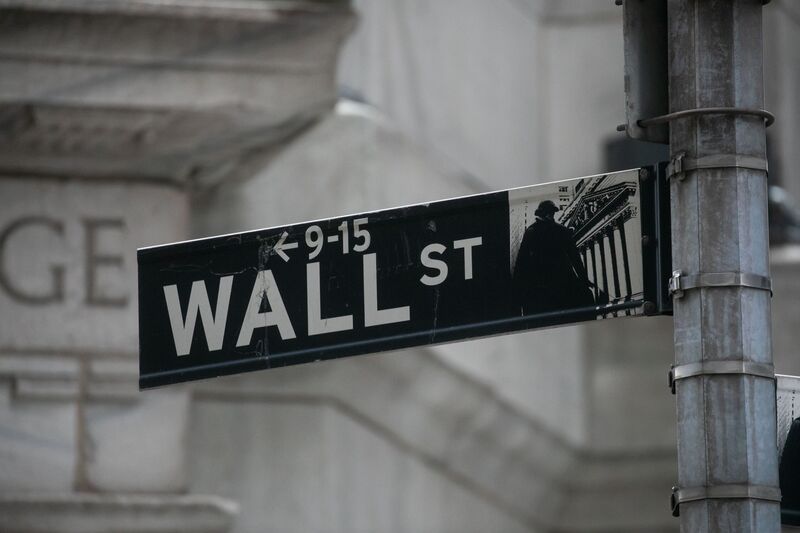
[138,167,670,389]
[778,374,800,526]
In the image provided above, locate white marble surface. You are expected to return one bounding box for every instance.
[85,389,190,492]
[190,397,535,533]
[0,0,354,184]
[0,380,77,492]
[1,1,797,532]
[0,177,188,353]
[0,493,237,533]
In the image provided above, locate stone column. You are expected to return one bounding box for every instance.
[605,225,621,302]
[0,105,244,533]
[0,1,354,531]
[616,218,632,299]
[589,239,599,300]
[598,235,610,303]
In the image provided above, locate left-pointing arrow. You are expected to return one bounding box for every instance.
[274,231,298,262]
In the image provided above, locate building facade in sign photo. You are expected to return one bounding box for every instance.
[509,172,643,319]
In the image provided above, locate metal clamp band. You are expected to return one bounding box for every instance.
[667,152,768,180]
[639,107,775,128]
[671,484,782,517]
[669,270,772,299]
[669,361,775,394]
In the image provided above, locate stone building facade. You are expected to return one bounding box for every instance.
[1,1,799,532]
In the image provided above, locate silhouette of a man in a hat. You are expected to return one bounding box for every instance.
[512,200,594,315]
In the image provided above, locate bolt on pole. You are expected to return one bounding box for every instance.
[667,0,781,531]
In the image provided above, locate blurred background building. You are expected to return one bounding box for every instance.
[0,0,799,532]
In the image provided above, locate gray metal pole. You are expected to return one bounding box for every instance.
[668,0,781,531]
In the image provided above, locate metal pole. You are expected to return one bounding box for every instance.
[668,0,781,530]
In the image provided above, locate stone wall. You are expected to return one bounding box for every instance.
[1,1,799,532]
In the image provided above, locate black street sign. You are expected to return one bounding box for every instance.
[139,167,670,389]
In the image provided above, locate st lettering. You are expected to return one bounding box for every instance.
[420,237,482,286]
